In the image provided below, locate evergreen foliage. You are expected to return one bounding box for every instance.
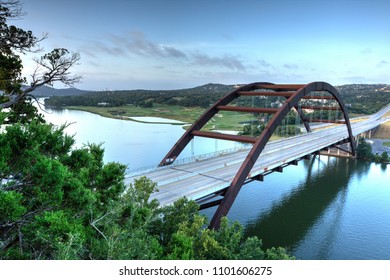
[356,137,389,163]
[356,138,373,160]
[0,113,294,260]
[238,111,302,137]
[0,1,295,260]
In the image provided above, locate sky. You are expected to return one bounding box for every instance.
[15,0,390,90]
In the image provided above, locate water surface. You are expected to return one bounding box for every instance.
[41,106,390,259]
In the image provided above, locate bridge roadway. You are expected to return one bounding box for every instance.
[126,104,390,207]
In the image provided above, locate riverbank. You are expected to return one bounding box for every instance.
[66,104,251,131]
[65,104,390,139]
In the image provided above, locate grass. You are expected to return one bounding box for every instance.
[373,121,390,139]
[384,141,390,147]
[66,104,253,131]
[67,105,203,123]
[206,111,252,131]
[69,103,390,139]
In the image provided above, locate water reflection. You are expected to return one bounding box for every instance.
[243,157,370,253]
[38,104,390,259]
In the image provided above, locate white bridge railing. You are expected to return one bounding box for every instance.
[126,144,251,176]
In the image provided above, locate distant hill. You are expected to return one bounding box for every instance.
[28,83,236,98]
[44,83,237,108]
[42,82,390,115]
[335,84,390,114]
[26,85,92,97]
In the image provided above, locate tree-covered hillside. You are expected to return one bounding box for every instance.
[336,84,390,114]
[43,83,236,109]
[42,83,390,115]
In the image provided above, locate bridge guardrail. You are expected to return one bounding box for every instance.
[126,144,251,177]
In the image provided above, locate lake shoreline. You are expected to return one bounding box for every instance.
[64,104,246,131]
[65,106,191,126]
[64,104,390,139]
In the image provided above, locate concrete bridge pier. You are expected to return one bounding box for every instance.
[320,142,355,158]
[356,126,379,139]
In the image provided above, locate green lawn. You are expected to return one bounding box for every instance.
[384,141,390,147]
[67,104,254,131]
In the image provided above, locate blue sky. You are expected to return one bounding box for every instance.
[17,0,390,90]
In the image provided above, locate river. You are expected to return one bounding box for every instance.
[40,106,390,260]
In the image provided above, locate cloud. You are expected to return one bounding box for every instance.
[85,40,126,57]
[283,64,299,70]
[377,60,388,68]
[124,31,188,59]
[162,45,187,58]
[191,52,246,71]
[258,59,272,68]
[125,31,164,56]
[87,31,187,59]
[86,60,100,67]
[361,48,372,55]
[220,33,234,41]
[84,31,248,71]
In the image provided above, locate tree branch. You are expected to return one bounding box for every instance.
[0,1,46,53]
[0,48,82,109]
[0,1,24,19]
[90,210,111,242]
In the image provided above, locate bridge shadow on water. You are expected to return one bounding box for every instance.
[241,156,372,255]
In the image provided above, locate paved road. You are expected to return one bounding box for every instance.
[126,104,390,206]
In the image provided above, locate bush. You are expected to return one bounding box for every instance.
[0,116,294,260]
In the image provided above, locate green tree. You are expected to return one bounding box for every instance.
[0,117,294,259]
[0,1,81,117]
[356,137,373,160]
[238,123,265,137]
[380,151,389,163]
[275,125,301,137]
[0,1,294,260]
[0,117,126,259]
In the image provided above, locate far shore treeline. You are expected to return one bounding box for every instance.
[42,83,390,116]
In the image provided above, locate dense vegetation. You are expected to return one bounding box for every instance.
[238,111,302,137]
[44,84,234,109]
[1,1,293,260]
[356,137,389,163]
[337,84,390,115]
[43,84,390,116]
[0,111,294,260]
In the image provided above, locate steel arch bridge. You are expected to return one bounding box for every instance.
[158,81,356,229]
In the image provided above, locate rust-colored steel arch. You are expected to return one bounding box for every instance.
[159,81,355,229]
[159,82,273,166]
[159,82,310,166]
[209,81,356,228]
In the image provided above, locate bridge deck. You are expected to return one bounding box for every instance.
[126,107,390,207]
